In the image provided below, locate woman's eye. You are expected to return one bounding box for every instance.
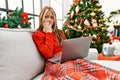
[45,15,54,19]
[51,16,54,19]
[45,16,49,18]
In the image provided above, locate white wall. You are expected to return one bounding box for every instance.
[99,0,120,17]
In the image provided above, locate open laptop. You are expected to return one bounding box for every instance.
[48,36,92,64]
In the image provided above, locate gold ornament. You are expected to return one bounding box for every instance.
[103,18,106,22]
[89,34,91,36]
[101,27,106,30]
[92,34,97,39]
[84,34,87,36]
[90,12,96,17]
[94,8,98,11]
[78,25,82,30]
[92,41,95,44]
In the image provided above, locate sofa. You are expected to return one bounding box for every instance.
[0,28,120,80]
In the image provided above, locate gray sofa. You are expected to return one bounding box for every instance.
[0,28,119,80]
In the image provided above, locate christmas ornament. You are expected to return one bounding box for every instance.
[93,0,97,2]
[92,18,98,27]
[73,23,77,28]
[80,1,83,4]
[84,33,87,36]
[4,24,9,28]
[97,35,101,41]
[90,12,96,17]
[92,34,97,39]
[92,41,95,44]
[75,0,79,4]
[84,19,90,27]
[75,5,80,15]
[17,25,21,28]
[94,8,98,11]
[70,11,74,19]
[101,27,106,30]
[78,25,82,30]
[102,18,106,22]
[9,12,14,16]
[89,34,91,36]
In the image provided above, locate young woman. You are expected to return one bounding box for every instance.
[32,6,120,80]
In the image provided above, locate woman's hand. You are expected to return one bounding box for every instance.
[43,22,52,33]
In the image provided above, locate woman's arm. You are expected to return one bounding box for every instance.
[32,31,54,60]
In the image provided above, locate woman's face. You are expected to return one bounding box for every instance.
[43,10,54,27]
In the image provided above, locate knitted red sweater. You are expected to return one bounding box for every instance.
[32,31,65,60]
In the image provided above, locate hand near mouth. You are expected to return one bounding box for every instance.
[43,22,52,33]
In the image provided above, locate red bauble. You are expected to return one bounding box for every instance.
[9,12,14,16]
[4,24,9,28]
[97,35,101,41]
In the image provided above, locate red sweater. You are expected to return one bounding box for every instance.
[32,31,65,60]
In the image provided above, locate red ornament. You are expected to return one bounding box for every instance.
[97,35,101,41]
[9,12,14,16]
[93,0,97,2]
[75,0,79,3]
[28,22,31,25]
[4,24,9,28]
[73,23,77,28]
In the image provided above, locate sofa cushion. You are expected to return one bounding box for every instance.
[0,28,45,80]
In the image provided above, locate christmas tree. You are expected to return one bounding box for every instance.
[0,7,32,28]
[62,0,110,53]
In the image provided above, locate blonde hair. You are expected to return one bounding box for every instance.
[37,6,64,45]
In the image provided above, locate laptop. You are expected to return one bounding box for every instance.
[48,36,92,64]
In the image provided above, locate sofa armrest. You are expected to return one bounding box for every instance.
[85,48,98,60]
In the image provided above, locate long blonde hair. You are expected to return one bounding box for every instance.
[37,6,64,45]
